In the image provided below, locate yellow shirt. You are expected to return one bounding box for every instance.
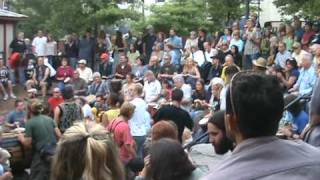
[104,109,120,123]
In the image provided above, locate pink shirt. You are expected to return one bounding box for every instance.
[108,117,135,163]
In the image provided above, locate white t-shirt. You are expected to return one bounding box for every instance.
[292,50,308,67]
[192,50,206,67]
[32,36,47,56]
[45,41,57,56]
[129,97,151,136]
[77,67,93,83]
[143,79,162,103]
[82,104,94,120]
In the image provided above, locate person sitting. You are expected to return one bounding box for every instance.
[292,42,308,67]
[190,45,205,67]
[143,71,162,103]
[132,56,147,82]
[275,42,292,69]
[206,56,223,84]
[51,122,124,180]
[158,54,176,82]
[5,99,26,129]
[70,70,88,96]
[115,55,132,80]
[122,74,135,101]
[279,94,309,139]
[88,72,109,96]
[47,87,64,113]
[26,57,50,97]
[55,57,74,91]
[99,52,113,79]
[276,59,300,90]
[91,94,108,122]
[135,138,204,180]
[75,96,94,121]
[76,59,93,83]
[192,79,207,111]
[252,57,267,74]
[182,57,201,89]
[203,72,320,180]
[303,79,320,147]
[147,56,161,78]
[0,58,16,100]
[173,75,192,112]
[101,93,121,127]
[289,53,316,95]
[220,55,239,82]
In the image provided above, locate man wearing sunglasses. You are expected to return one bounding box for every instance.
[202,73,320,180]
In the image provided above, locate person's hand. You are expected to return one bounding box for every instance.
[1,172,13,180]
[279,126,292,137]
[288,88,295,93]
[140,155,151,177]
[276,72,283,80]
[17,133,24,142]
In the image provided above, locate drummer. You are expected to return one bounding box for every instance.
[5,99,26,129]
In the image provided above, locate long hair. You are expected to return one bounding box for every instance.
[146,138,196,180]
[51,122,124,180]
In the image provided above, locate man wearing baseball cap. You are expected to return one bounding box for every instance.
[76,59,93,83]
[99,53,113,79]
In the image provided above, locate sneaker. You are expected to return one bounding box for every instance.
[10,94,17,99]
[3,94,8,101]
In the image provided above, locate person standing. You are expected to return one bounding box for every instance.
[64,35,79,69]
[10,32,27,84]
[32,30,47,57]
[78,30,95,70]
[142,25,157,64]
[45,34,57,68]
[243,19,261,69]
[18,99,60,180]
[54,85,83,134]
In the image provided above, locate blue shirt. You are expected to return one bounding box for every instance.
[7,110,26,127]
[294,66,317,95]
[291,111,309,134]
[275,50,292,69]
[168,36,182,64]
[229,39,244,52]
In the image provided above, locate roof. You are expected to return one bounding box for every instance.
[0,9,28,21]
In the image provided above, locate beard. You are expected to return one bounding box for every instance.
[214,134,234,155]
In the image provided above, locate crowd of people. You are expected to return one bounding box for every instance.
[1,12,320,179]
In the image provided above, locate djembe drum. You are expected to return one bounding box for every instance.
[0,133,32,172]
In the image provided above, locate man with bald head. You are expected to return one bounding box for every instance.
[289,53,317,95]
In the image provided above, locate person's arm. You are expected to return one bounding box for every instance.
[17,132,32,148]
[54,106,61,129]
[193,67,201,79]
[41,68,50,82]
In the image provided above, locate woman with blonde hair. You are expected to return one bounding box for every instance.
[182,57,201,88]
[51,122,124,180]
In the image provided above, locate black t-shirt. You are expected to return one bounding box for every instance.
[160,64,176,75]
[10,39,26,53]
[154,105,194,142]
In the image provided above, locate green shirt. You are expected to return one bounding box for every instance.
[25,115,57,152]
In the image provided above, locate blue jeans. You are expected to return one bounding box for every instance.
[133,136,146,159]
[18,67,26,85]
[245,53,259,70]
[69,57,78,69]
[57,81,65,91]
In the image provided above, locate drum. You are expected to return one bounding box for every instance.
[0,133,32,172]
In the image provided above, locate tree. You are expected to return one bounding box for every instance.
[133,0,243,36]
[12,0,141,38]
[273,0,320,19]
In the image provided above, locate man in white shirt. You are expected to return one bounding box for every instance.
[204,42,218,62]
[275,42,292,69]
[191,45,206,67]
[173,74,192,112]
[292,42,308,67]
[32,30,47,57]
[76,59,93,83]
[143,70,162,103]
[129,83,151,158]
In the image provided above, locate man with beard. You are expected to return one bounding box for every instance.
[207,110,233,154]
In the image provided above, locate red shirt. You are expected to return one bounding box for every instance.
[108,117,135,163]
[48,97,64,111]
[56,66,74,79]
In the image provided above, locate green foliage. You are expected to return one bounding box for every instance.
[273,0,320,18]
[12,0,141,38]
[131,0,243,36]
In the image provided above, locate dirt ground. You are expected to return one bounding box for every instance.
[0,84,27,117]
